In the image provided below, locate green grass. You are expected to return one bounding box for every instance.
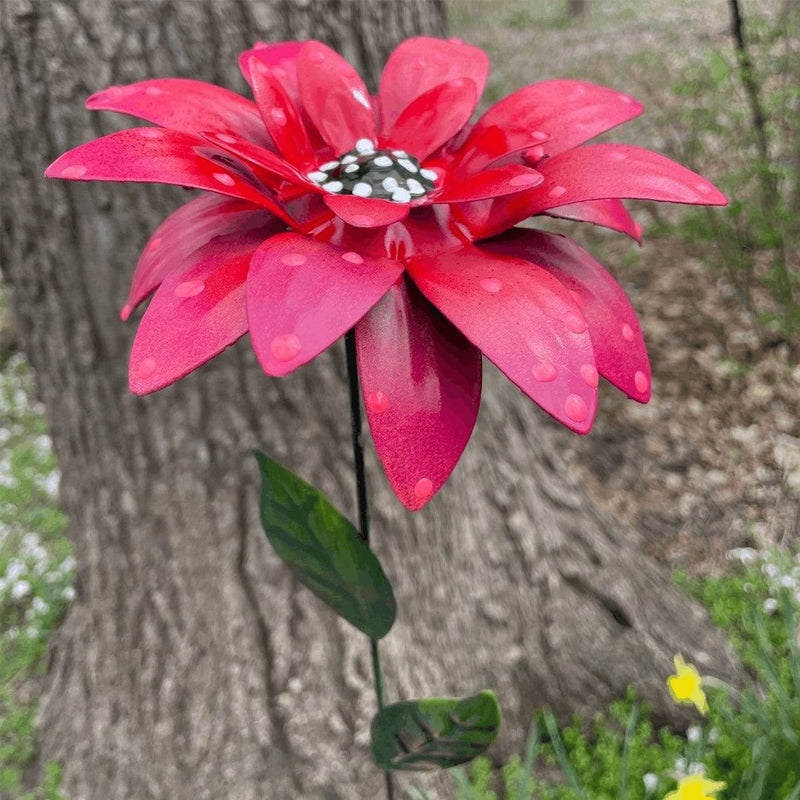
[0,352,70,799]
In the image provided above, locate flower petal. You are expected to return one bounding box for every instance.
[483,228,651,402]
[435,164,543,203]
[406,244,597,433]
[452,80,643,173]
[45,128,281,209]
[86,79,271,146]
[246,233,403,376]
[240,41,306,101]
[128,227,269,394]
[323,194,410,228]
[246,56,315,167]
[379,37,489,129]
[380,79,478,162]
[296,41,376,156]
[458,144,727,238]
[200,130,314,189]
[356,277,481,511]
[534,144,728,210]
[123,196,282,320]
[544,199,642,242]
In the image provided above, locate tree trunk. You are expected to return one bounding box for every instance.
[0,1,737,798]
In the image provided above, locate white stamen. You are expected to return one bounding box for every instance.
[420,168,438,181]
[307,171,327,183]
[373,155,392,168]
[407,178,425,195]
[382,176,399,192]
[341,154,358,164]
[344,163,359,173]
[322,181,344,193]
[319,160,340,172]
[391,150,408,157]
[398,158,418,173]
[352,182,373,197]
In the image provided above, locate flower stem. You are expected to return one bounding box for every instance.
[344,329,395,800]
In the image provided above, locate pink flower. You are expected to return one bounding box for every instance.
[46,37,726,510]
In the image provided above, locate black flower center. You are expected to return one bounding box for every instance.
[306,139,437,203]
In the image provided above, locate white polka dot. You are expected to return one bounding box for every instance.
[392,188,411,203]
[355,138,375,154]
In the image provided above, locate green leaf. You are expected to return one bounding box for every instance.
[253,450,396,639]
[706,50,730,85]
[371,691,501,771]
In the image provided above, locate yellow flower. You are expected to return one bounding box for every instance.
[667,654,709,715]
[664,774,725,800]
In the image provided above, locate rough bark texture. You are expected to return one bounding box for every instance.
[0,1,738,798]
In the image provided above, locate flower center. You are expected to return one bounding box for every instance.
[306,138,437,203]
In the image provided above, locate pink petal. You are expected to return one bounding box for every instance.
[86,79,270,147]
[356,277,481,511]
[406,245,598,433]
[534,144,728,211]
[452,80,644,173]
[323,194,410,228]
[435,164,543,203]
[239,41,306,105]
[379,37,489,129]
[246,233,403,376]
[247,57,315,167]
[200,130,313,189]
[380,79,478,162]
[128,227,269,394]
[484,228,651,402]
[544,199,642,242]
[296,41,376,156]
[356,278,482,511]
[458,144,727,239]
[45,128,281,210]
[123,195,282,319]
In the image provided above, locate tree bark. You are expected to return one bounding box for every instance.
[0,1,737,798]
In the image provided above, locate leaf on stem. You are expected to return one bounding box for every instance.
[253,450,396,639]
[371,691,501,771]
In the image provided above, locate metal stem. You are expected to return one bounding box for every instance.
[344,329,395,800]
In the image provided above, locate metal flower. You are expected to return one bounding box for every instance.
[46,37,726,510]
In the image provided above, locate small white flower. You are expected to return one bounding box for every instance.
[11,580,31,599]
[762,563,779,578]
[643,773,658,794]
[688,762,706,775]
[687,724,702,743]
[22,532,40,552]
[62,586,76,602]
[764,597,779,614]
[708,727,719,744]
[6,558,25,582]
[674,757,687,777]
[32,596,48,615]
